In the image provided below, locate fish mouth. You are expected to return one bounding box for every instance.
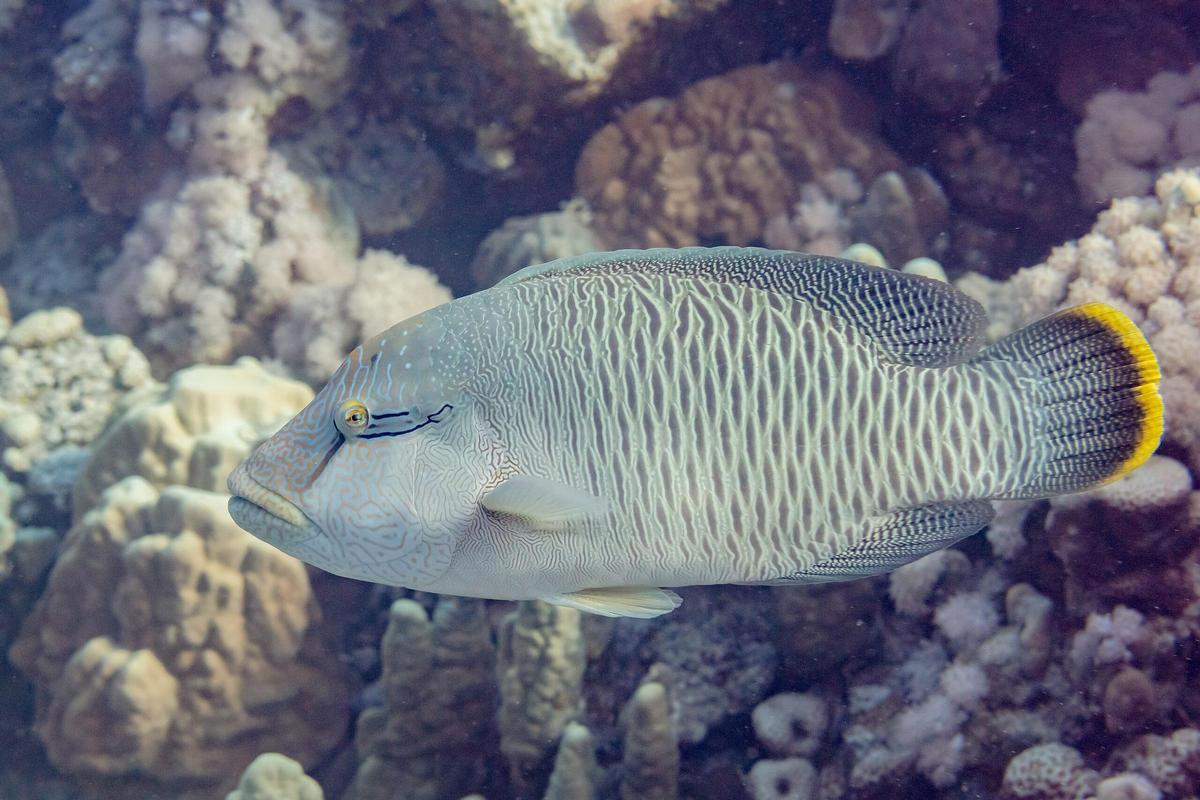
[227,464,319,544]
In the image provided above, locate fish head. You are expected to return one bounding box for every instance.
[228,307,490,587]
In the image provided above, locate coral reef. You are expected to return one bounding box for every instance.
[497,600,587,788]
[1076,66,1200,206]
[470,200,604,289]
[73,357,313,516]
[961,168,1200,473]
[227,753,322,800]
[432,0,729,107]
[575,61,901,248]
[891,0,1002,115]
[3,2,1200,799]
[0,307,153,476]
[8,477,351,796]
[345,597,497,800]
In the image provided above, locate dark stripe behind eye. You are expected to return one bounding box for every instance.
[360,405,453,440]
[372,411,411,419]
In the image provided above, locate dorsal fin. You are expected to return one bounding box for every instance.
[499,247,987,367]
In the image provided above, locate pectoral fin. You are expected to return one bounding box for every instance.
[481,475,609,530]
[546,587,683,619]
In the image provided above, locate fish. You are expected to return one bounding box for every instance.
[227,247,1163,618]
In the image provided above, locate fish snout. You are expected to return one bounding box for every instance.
[227,459,311,531]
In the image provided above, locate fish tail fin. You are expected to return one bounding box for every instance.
[979,302,1163,498]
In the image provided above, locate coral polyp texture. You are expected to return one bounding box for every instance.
[575,61,902,248]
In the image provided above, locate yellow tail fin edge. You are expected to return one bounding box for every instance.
[1069,302,1164,485]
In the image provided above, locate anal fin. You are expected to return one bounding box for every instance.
[769,500,994,584]
[545,587,683,619]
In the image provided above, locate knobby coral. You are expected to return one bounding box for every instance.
[8,478,350,793]
[575,61,901,248]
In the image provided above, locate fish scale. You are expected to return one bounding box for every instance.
[464,270,977,588]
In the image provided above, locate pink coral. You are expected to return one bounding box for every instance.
[1076,66,1200,206]
[971,168,1200,474]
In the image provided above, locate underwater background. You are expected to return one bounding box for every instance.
[1,0,1200,798]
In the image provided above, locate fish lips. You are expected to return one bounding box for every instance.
[227,466,321,547]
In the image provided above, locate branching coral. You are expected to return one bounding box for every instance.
[620,681,679,800]
[497,600,586,789]
[963,168,1200,474]
[271,249,451,384]
[8,477,350,791]
[1076,66,1200,206]
[575,61,902,248]
[544,722,598,800]
[0,307,153,476]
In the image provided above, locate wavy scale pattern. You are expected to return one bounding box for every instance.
[449,262,1026,592]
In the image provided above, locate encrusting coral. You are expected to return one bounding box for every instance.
[574,61,902,249]
[1045,454,1200,616]
[7,477,351,795]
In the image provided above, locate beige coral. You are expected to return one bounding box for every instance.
[73,357,313,518]
[345,597,496,800]
[8,477,350,791]
[226,753,323,800]
[621,680,679,800]
[575,61,901,248]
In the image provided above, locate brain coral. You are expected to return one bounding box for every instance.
[574,61,901,248]
[8,477,350,792]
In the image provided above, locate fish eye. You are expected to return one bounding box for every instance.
[337,400,370,436]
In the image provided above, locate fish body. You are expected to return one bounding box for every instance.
[228,248,1163,617]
